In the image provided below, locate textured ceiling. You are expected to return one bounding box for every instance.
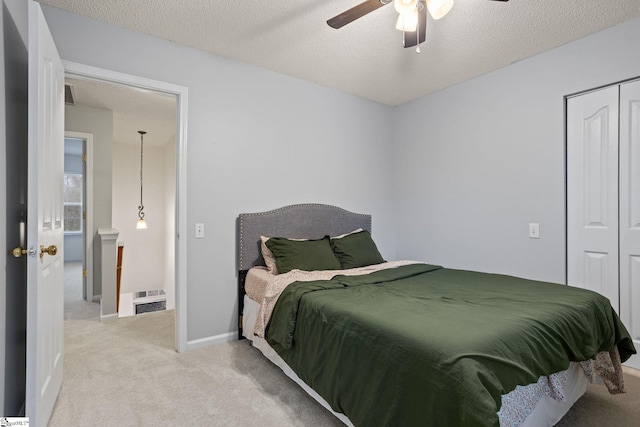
[41,0,640,106]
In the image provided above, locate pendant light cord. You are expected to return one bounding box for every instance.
[138,131,146,220]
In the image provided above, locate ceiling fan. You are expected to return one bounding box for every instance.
[327,0,509,49]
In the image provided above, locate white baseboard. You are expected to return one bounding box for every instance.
[624,353,640,370]
[186,331,238,351]
[100,313,118,323]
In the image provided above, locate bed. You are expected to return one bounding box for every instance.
[237,204,636,427]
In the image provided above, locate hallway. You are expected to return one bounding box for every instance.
[64,261,99,321]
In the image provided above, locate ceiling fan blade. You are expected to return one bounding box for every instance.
[327,0,390,29]
[403,1,427,48]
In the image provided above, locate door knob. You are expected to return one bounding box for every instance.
[40,244,58,259]
[9,246,36,258]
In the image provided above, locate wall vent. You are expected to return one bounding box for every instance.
[64,83,76,105]
[133,289,167,315]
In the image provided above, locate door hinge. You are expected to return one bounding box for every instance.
[83,269,87,277]
[82,154,87,162]
[82,211,86,219]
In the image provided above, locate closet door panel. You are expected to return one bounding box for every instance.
[567,86,619,311]
[620,80,640,345]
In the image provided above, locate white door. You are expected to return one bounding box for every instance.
[567,86,620,311]
[26,2,65,426]
[619,80,640,368]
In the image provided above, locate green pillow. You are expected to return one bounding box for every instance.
[330,230,384,269]
[265,236,341,274]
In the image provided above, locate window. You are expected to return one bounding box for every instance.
[64,173,83,233]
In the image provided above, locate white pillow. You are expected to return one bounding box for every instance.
[332,228,363,240]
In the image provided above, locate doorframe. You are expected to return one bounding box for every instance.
[63,61,189,352]
[64,131,94,302]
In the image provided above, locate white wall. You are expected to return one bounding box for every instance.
[41,5,395,344]
[392,17,640,283]
[112,141,175,310]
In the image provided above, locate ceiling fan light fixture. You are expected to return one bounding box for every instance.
[426,0,454,20]
[395,10,418,32]
[394,0,418,15]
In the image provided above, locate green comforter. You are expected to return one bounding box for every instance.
[265,264,636,427]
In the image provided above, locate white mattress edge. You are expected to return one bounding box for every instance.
[519,362,587,427]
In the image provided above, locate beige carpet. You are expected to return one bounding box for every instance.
[49,310,342,426]
[556,365,640,426]
[50,307,640,426]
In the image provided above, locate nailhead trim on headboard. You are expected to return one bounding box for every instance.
[237,204,372,272]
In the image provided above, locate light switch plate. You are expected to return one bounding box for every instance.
[195,223,205,239]
[528,223,540,239]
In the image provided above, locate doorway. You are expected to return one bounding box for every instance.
[63,133,98,320]
[64,62,188,352]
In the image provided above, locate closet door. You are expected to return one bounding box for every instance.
[567,86,619,312]
[620,80,640,351]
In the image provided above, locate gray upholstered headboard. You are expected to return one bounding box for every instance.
[237,204,372,272]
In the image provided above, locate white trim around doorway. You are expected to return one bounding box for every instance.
[63,60,189,353]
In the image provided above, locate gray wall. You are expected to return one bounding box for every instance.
[392,17,640,284]
[1,0,28,415]
[64,152,82,173]
[64,104,113,296]
[64,151,83,262]
[63,235,82,262]
[41,6,396,343]
[42,3,640,346]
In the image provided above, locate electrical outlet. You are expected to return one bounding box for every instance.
[528,223,540,239]
[195,223,205,239]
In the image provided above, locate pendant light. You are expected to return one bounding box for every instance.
[136,130,148,229]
